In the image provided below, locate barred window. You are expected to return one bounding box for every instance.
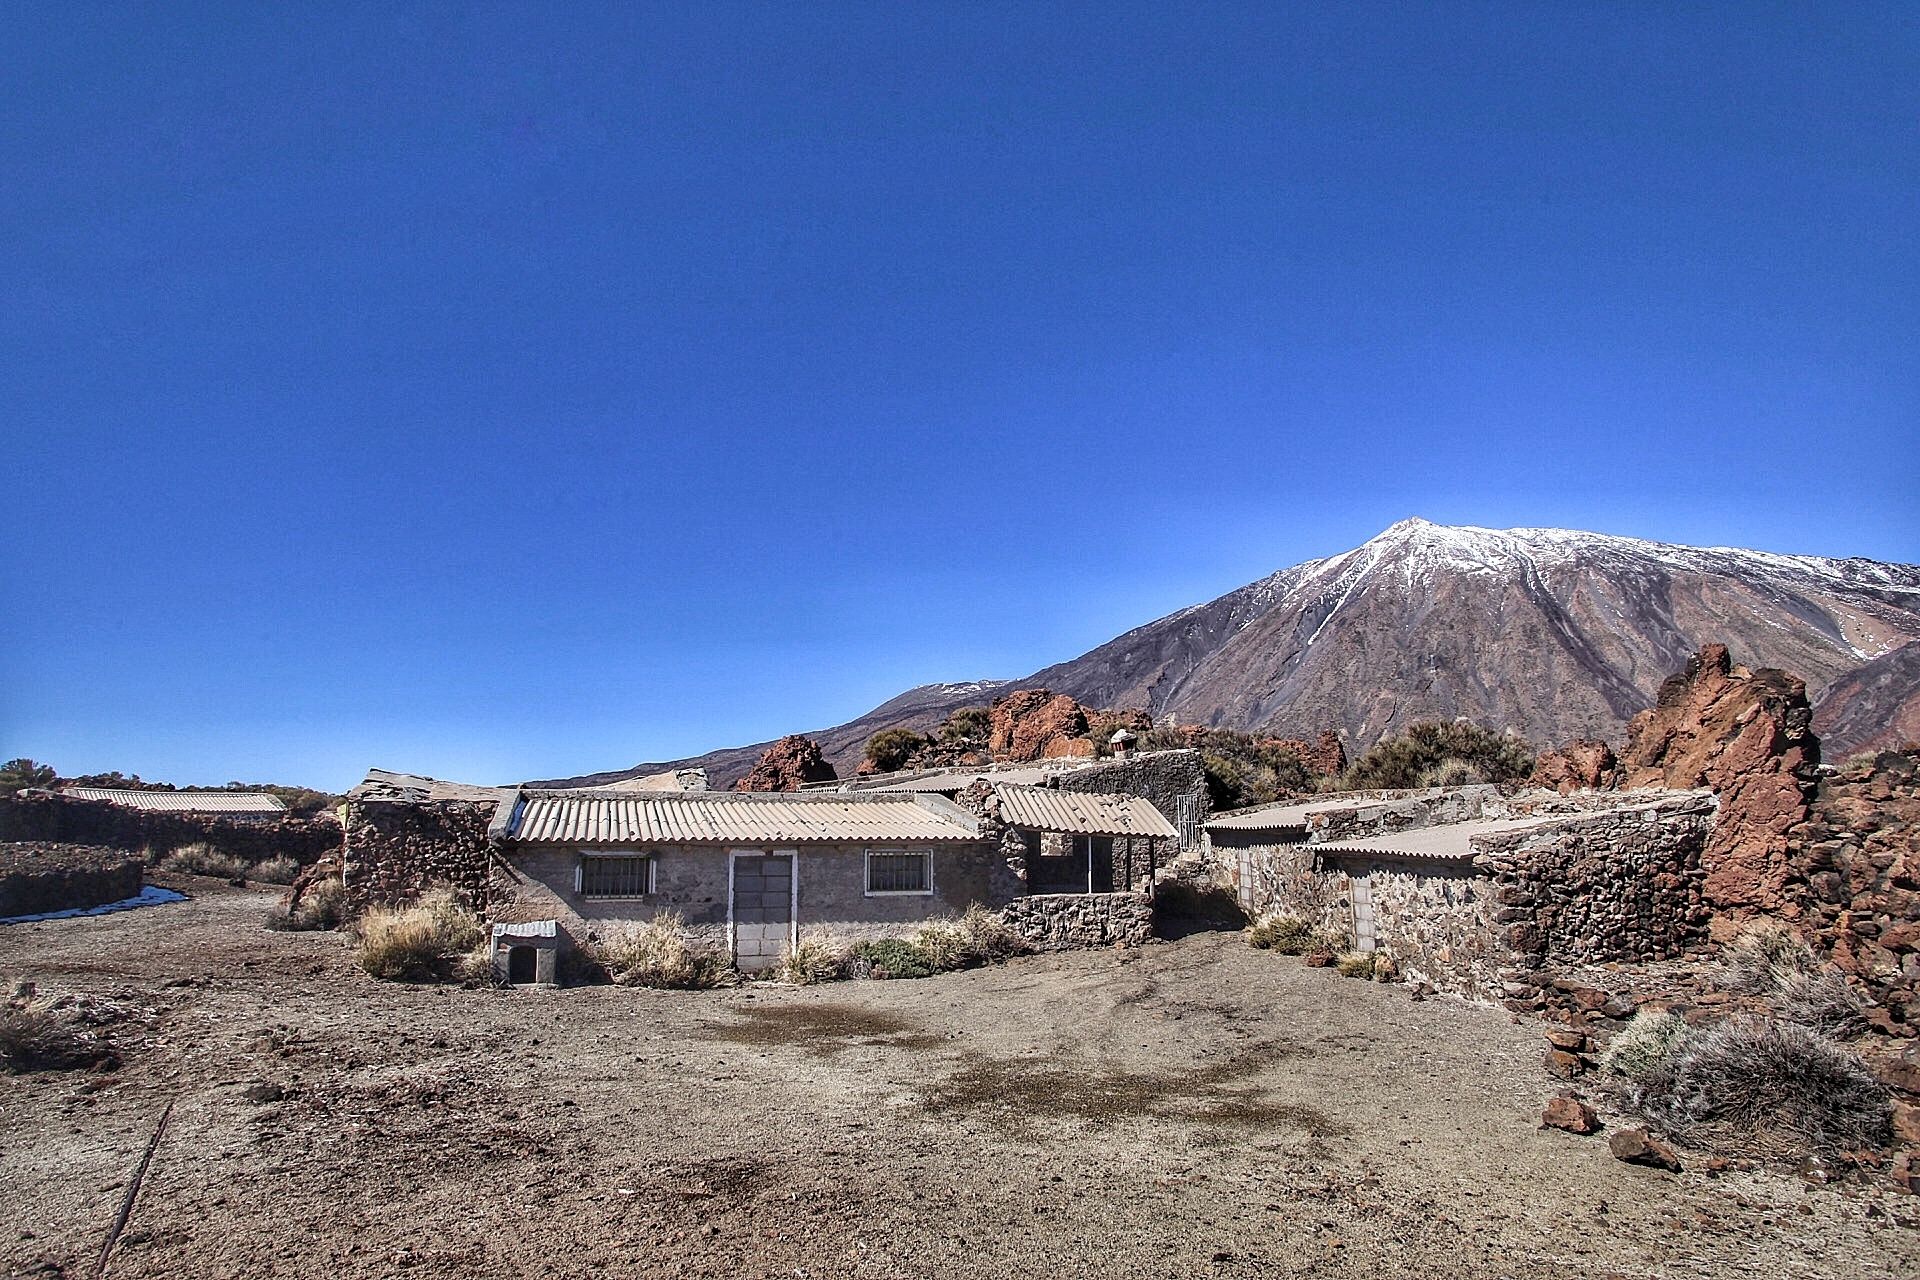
[579,854,653,898]
[865,849,932,895]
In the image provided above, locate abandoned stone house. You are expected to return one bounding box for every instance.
[339,768,1173,975]
[1205,785,1718,1001]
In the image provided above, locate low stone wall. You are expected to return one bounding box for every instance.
[0,842,143,917]
[341,799,496,910]
[1003,892,1153,951]
[1308,786,1496,842]
[0,792,341,866]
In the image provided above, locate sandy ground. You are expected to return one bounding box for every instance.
[2,878,1916,1280]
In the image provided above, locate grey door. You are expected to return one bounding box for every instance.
[1350,869,1376,953]
[731,853,793,972]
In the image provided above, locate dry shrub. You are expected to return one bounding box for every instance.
[356,891,485,982]
[1631,1016,1891,1157]
[595,914,731,989]
[1771,969,1866,1038]
[0,1001,98,1072]
[250,855,301,885]
[780,933,852,985]
[1719,920,1817,994]
[161,844,250,881]
[1246,914,1328,955]
[914,906,1027,973]
[267,877,349,932]
[1601,1008,1692,1082]
[1335,950,1378,979]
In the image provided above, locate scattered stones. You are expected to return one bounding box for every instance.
[1608,1128,1681,1172]
[1543,1027,1588,1052]
[1543,1049,1585,1079]
[1541,1094,1600,1134]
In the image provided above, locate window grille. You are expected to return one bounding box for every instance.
[866,849,932,894]
[580,855,653,898]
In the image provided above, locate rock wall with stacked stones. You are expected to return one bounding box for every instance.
[0,792,341,866]
[0,843,144,916]
[1002,891,1153,950]
[341,799,496,910]
[1053,750,1209,848]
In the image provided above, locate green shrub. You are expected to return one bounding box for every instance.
[864,727,931,773]
[161,844,251,881]
[1334,950,1378,979]
[1601,1009,1692,1081]
[938,706,992,744]
[1340,721,1534,791]
[356,891,485,982]
[851,937,936,980]
[1630,1016,1891,1157]
[593,914,732,989]
[1414,758,1485,788]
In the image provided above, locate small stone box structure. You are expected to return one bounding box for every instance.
[491,919,563,986]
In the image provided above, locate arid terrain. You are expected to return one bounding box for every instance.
[4,877,1916,1280]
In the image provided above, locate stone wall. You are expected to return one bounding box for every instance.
[341,799,496,910]
[1002,892,1153,951]
[0,791,341,866]
[1307,787,1496,842]
[1053,750,1209,848]
[0,843,144,917]
[1789,750,1920,1036]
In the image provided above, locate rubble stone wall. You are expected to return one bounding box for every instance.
[1053,749,1209,848]
[1307,787,1497,842]
[1002,892,1153,950]
[0,842,144,917]
[0,791,341,866]
[341,799,496,911]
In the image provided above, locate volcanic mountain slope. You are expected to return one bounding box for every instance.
[540,520,1920,786]
[1813,641,1920,756]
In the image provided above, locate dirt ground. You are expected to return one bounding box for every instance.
[3,878,1916,1280]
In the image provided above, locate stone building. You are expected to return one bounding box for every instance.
[1206,785,1716,1001]
[340,767,1162,972]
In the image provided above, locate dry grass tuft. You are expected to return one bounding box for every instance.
[1334,950,1378,979]
[1601,1008,1692,1082]
[161,843,250,881]
[1246,914,1333,956]
[1629,1016,1891,1157]
[1771,969,1867,1038]
[356,891,486,982]
[1718,920,1817,994]
[594,913,732,989]
[780,933,853,985]
[250,855,301,885]
[0,998,102,1073]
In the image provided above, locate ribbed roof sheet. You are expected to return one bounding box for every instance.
[502,791,981,845]
[863,766,1052,793]
[64,788,287,813]
[1315,816,1598,862]
[991,784,1178,839]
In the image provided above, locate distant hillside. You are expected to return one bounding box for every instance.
[1813,641,1920,756]
[539,520,1920,787]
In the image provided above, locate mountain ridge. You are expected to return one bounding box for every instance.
[530,520,1920,788]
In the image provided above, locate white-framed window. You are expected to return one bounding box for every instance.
[577,852,655,899]
[865,848,933,896]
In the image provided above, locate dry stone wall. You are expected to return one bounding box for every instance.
[0,843,143,916]
[1002,892,1152,950]
[0,792,341,866]
[342,799,496,910]
[1053,750,1209,848]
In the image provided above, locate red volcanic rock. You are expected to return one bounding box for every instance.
[1530,739,1621,794]
[1621,644,1819,929]
[1262,731,1349,778]
[734,736,837,792]
[1541,1094,1601,1135]
[988,690,1094,762]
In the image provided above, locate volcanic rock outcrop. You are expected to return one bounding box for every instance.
[734,736,837,792]
[1620,644,1818,929]
[1529,739,1621,794]
[988,690,1096,762]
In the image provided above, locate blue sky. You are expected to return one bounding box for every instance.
[4,4,1916,790]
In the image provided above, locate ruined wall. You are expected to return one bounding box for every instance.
[1053,750,1209,848]
[1789,750,1920,1036]
[341,799,495,910]
[0,843,144,917]
[1306,787,1496,842]
[0,792,341,865]
[1002,892,1153,950]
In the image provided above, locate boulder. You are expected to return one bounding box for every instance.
[734,736,837,792]
[1543,1049,1585,1079]
[1529,740,1620,794]
[1608,1128,1682,1172]
[1541,1094,1601,1134]
[988,690,1094,762]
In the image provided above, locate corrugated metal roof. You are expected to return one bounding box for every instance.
[501,790,982,845]
[863,766,1053,793]
[64,788,287,813]
[1316,816,1588,862]
[1204,798,1356,833]
[990,784,1178,839]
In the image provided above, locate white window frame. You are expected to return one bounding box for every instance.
[575,850,656,900]
[864,847,934,897]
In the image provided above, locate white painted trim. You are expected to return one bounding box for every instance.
[863,847,934,897]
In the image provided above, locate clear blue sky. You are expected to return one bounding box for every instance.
[4,4,1916,791]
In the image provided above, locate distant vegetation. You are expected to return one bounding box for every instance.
[0,758,339,814]
[864,727,931,773]
[1339,721,1535,790]
[1139,728,1319,810]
